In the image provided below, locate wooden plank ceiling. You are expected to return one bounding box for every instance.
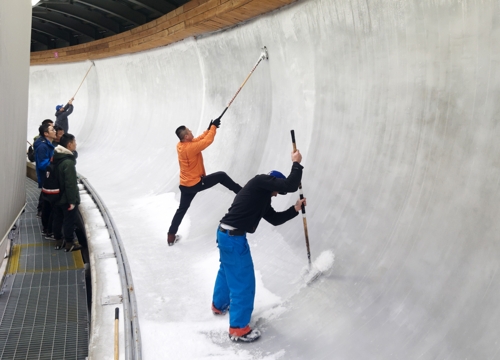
[31,0,297,65]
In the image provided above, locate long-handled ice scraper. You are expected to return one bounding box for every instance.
[216,46,269,120]
[72,60,95,99]
[291,129,312,267]
[291,130,329,285]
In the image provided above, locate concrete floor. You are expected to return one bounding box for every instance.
[26,0,500,359]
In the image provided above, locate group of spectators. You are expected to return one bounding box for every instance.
[31,99,82,252]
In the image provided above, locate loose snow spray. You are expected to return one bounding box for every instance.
[301,250,335,285]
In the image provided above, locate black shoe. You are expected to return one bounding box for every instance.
[65,242,82,252]
[167,234,180,246]
[55,239,65,250]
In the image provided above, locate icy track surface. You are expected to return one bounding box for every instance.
[27,1,500,359]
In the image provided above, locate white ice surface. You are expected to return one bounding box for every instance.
[27,0,500,359]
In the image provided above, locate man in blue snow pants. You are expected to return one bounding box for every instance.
[212,149,306,342]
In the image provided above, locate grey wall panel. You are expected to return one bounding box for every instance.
[0,2,31,247]
[26,0,500,359]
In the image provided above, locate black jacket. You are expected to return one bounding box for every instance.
[220,162,303,233]
[55,103,74,133]
[53,145,80,206]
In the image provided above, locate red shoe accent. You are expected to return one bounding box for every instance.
[211,303,227,315]
[229,325,251,337]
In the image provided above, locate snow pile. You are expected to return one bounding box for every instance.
[314,250,335,272]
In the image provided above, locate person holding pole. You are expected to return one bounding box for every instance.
[211,149,306,342]
[54,98,74,134]
[167,118,242,246]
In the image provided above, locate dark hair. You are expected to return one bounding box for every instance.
[41,119,53,125]
[175,125,187,140]
[39,123,52,137]
[54,125,64,132]
[59,133,75,148]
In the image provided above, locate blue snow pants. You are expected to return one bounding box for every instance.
[212,227,255,328]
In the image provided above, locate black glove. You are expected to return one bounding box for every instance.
[212,117,221,128]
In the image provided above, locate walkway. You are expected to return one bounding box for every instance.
[0,178,89,360]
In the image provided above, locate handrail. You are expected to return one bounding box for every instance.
[79,176,142,360]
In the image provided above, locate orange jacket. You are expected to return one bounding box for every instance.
[177,127,216,186]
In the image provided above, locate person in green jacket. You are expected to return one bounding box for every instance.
[52,133,82,252]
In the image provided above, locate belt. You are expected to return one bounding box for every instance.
[218,225,246,236]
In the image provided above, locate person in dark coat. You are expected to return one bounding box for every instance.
[51,125,64,146]
[51,133,82,252]
[212,149,306,342]
[54,98,74,134]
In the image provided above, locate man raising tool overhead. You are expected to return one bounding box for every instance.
[167,118,242,246]
[54,98,74,134]
[53,61,95,134]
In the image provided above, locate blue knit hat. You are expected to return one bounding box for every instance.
[268,170,286,179]
[268,170,287,195]
[56,104,64,111]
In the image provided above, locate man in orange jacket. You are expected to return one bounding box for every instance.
[168,118,242,245]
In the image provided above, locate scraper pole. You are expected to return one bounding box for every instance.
[217,46,269,120]
[114,307,119,360]
[72,60,95,99]
[291,130,312,267]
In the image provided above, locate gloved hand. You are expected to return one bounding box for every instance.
[212,117,221,128]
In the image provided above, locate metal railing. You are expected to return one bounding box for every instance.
[79,176,142,360]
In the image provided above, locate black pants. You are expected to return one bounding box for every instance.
[52,204,79,242]
[74,207,87,248]
[37,191,44,212]
[168,171,241,235]
[41,199,53,233]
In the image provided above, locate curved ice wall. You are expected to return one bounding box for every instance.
[27,1,500,359]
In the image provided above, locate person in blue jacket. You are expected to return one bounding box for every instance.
[32,119,54,216]
[34,123,57,234]
[212,149,306,342]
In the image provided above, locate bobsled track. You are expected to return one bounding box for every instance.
[27,0,500,359]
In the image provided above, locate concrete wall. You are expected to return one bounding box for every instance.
[0,2,31,258]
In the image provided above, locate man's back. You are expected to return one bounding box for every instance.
[221,162,303,233]
[55,104,73,133]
